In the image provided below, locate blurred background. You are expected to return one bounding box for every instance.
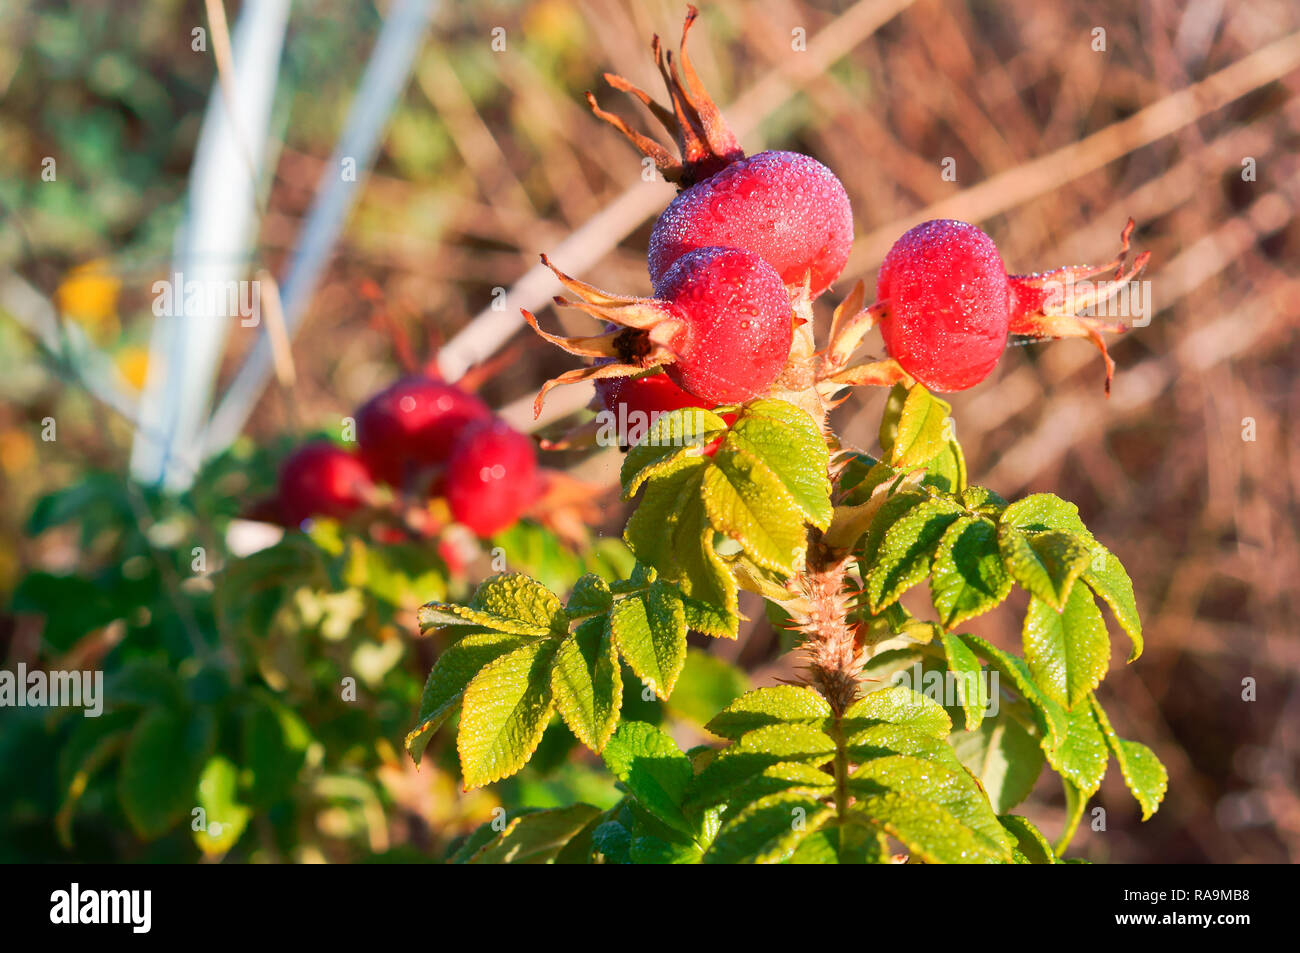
[1,0,1297,862]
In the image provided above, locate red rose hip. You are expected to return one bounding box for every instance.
[445,420,539,537]
[876,220,1011,392]
[356,376,490,488]
[278,441,375,526]
[649,150,853,298]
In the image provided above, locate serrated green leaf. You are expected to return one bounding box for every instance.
[1001,493,1091,536]
[962,633,1069,748]
[457,639,559,789]
[960,485,1008,515]
[998,815,1057,864]
[687,723,836,809]
[890,384,953,467]
[551,617,622,753]
[601,722,694,836]
[1043,698,1109,796]
[721,761,836,820]
[931,517,1012,627]
[623,458,737,614]
[842,685,952,739]
[940,631,989,731]
[849,790,1010,863]
[405,632,531,762]
[621,407,731,496]
[859,489,927,565]
[566,573,612,617]
[705,686,832,740]
[951,715,1045,813]
[702,442,809,575]
[704,791,834,864]
[849,753,1013,855]
[725,399,833,530]
[865,499,962,610]
[467,804,603,864]
[119,706,215,840]
[1023,586,1111,710]
[999,526,1093,610]
[787,826,844,864]
[419,572,563,636]
[1083,549,1143,662]
[609,580,687,700]
[1089,695,1167,820]
[591,820,633,864]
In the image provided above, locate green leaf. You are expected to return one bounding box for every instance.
[849,790,1010,864]
[457,639,559,788]
[998,526,1093,610]
[998,815,1057,864]
[566,573,613,617]
[842,685,952,739]
[466,804,603,864]
[194,756,251,855]
[591,820,633,864]
[609,576,687,700]
[1082,549,1143,662]
[705,686,832,740]
[939,631,989,731]
[888,384,953,467]
[849,753,1013,856]
[951,715,1045,813]
[721,761,836,820]
[551,618,622,753]
[702,441,810,575]
[1089,696,1167,820]
[931,517,1012,627]
[419,573,564,636]
[1000,493,1091,535]
[118,706,215,840]
[241,693,312,807]
[704,791,834,864]
[405,632,532,762]
[688,723,837,809]
[623,458,738,615]
[859,489,927,565]
[725,399,833,530]
[786,827,845,864]
[865,499,962,610]
[601,721,695,837]
[1042,698,1109,796]
[621,407,731,495]
[962,633,1068,748]
[1023,585,1111,709]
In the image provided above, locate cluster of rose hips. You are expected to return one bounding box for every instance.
[274,374,538,541]
[526,7,1148,425]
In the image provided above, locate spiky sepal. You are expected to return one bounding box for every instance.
[588,5,743,188]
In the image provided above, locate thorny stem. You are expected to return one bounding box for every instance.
[796,531,862,716]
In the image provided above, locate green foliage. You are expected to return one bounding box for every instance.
[403,385,1167,863]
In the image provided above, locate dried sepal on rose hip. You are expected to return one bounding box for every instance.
[591,6,854,299]
[821,218,1150,394]
[587,4,742,188]
[522,245,794,414]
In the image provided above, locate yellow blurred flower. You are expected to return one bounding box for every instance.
[55,259,121,335]
[115,345,150,391]
[0,427,35,474]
